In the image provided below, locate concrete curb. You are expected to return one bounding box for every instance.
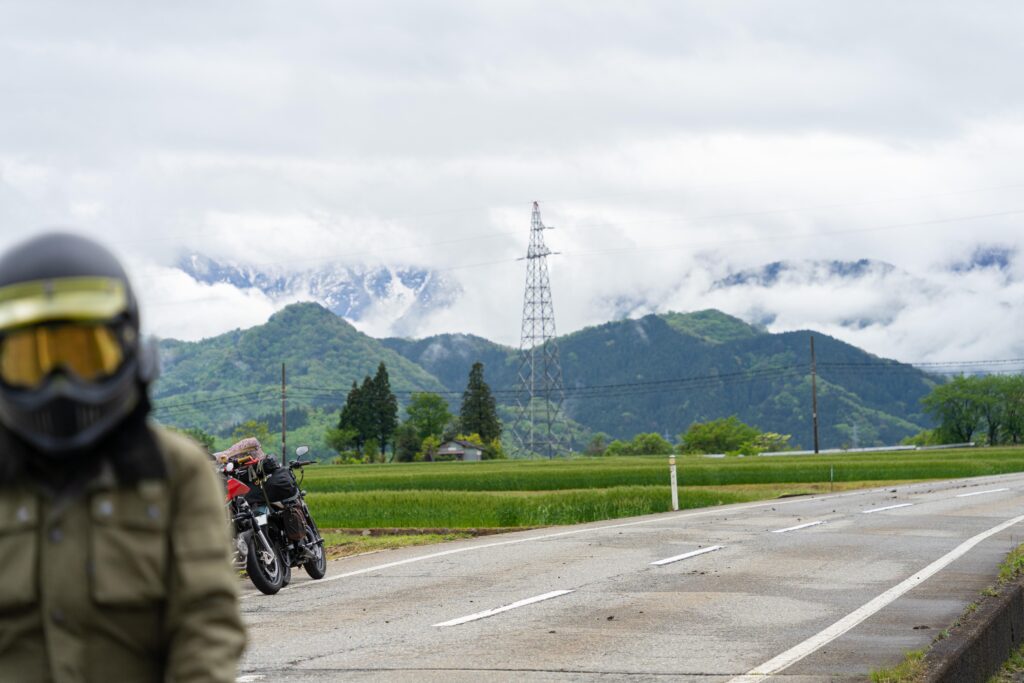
[926,575,1024,682]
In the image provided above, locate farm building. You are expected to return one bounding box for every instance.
[435,439,484,461]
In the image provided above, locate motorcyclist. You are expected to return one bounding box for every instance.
[0,233,246,681]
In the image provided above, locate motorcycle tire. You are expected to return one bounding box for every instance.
[245,531,285,595]
[282,559,292,587]
[303,510,327,580]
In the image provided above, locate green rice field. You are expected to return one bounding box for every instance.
[301,447,1024,529]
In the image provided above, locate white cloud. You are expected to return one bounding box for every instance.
[1,1,1023,361]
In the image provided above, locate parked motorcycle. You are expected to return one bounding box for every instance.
[269,446,327,584]
[221,464,287,595]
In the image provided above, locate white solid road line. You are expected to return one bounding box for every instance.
[727,513,1024,683]
[651,545,723,566]
[771,521,824,534]
[433,589,574,627]
[957,488,1010,498]
[862,503,914,514]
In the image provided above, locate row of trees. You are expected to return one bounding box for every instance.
[585,416,791,456]
[331,362,399,459]
[918,375,1024,446]
[328,361,503,462]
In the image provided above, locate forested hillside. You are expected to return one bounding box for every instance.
[154,303,445,439]
[154,303,938,451]
[384,310,938,448]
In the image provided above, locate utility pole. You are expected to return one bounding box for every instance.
[513,201,566,458]
[810,335,820,454]
[281,362,287,464]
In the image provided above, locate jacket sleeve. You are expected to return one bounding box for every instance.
[162,430,247,682]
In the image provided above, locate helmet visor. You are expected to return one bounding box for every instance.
[0,323,125,389]
[0,277,128,331]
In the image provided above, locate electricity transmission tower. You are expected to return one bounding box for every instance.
[513,201,566,457]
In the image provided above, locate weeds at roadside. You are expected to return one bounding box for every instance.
[870,649,925,682]
[871,543,1024,682]
[998,544,1024,584]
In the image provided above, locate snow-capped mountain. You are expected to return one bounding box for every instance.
[177,254,461,336]
[712,258,897,289]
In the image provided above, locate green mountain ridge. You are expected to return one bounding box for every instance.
[154,303,445,434]
[153,302,938,452]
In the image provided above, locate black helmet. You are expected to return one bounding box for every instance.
[0,233,158,454]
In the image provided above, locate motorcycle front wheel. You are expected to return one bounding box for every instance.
[303,509,327,580]
[245,530,285,595]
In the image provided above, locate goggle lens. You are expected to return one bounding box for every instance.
[0,324,125,388]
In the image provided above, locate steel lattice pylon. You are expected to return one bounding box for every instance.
[513,201,566,458]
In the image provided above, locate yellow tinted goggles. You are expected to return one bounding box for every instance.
[0,323,126,389]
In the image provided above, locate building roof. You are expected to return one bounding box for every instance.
[440,439,484,450]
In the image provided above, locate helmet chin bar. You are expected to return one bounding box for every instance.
[0,357,142,455]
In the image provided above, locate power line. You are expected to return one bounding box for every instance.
[152,357,1024,419]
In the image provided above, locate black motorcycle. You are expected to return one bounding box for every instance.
[269,446,327,584]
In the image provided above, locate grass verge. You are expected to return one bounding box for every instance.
[870,650,925,683]
[320,530,474,559]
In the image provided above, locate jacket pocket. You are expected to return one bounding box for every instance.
[89,486,170,606]
[0,492,38,612]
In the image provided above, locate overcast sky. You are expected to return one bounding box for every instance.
[1,1,1023,364]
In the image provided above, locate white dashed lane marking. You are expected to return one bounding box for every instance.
[862,503,914,514]
[651,545,723,566]
[434,590,575,627]
[957,488,1010,498]
[771,521,825,534]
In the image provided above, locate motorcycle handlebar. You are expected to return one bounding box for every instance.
[289,459,315,469]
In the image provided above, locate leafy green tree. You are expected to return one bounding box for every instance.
[454,432,506,460]
[976,375,1006,445]
[393,422,420,462]
[678,416,760,454]
[631,432,674,455]
[901,429,940,446]
[1001,376,1024,444]
[417,434,441,462]
[406,392,453,442]
[604,439,633,456]
[325,426,359,455]
[585,433,609,456]
[459,362,501,443]
[921,376,985,443]
[363,437,382,463]
[230,420,273,446]
[752,432,791,453]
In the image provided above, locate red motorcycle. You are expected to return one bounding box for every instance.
[220,459,287,595]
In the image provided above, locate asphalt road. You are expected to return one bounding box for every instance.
[237,472,1024,682]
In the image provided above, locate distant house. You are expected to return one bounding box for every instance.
[435,439,484,462]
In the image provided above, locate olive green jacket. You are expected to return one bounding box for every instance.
[0,426,246,682]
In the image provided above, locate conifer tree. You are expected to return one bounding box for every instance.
[338,380,370,450]
[369,362,398,457]
[459,361,501,443]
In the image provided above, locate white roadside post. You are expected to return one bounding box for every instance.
[669,454,679,511]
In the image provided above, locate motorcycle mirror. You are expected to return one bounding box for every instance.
[295,445,309,457]
[226,462,234,472]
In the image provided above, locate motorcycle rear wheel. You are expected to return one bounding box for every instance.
[245,531,285,595]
